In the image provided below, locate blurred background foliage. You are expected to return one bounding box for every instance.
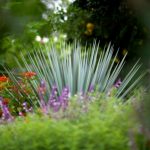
[0,0,150,68]
[0,0,68,69]
[62,0,150,63]
[0,0,45,68]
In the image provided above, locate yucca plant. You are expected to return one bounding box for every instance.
[4,41,143,106]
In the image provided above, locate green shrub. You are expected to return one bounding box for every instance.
[0,95,136,150]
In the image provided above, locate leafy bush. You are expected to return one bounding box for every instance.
[0,95,136,150]
[132,89,150,150]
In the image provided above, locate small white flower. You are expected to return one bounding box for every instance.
[62,34,67,39]
[42,37,49,43]
[35,35,41,42]
[54,36,58,42]
[64,16,68,21]
[69,0,75,3]
[63,8,67,13]
[42,13,48,20]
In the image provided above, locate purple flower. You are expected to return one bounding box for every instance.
[38,80,47,113]
[38,81,70,114]
[114,78,122,88]
[60,87,69,110]
[19,112,24,116]
[40,80,46,88]
[61,87,69,99]
[88,84,94,92]
[51,85,58,96]
[48,85,58,107]
[22,102,28,112]
[48,86,70,112]
[22,102,33,113]
[0,97,13,121]
[28,107,33,112]
[22,102,27,107]
[51,101,61,112]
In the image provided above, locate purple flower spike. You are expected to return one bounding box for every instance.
[88,84,94,92]
[40,80,46,89]
[0,97,13,122]
[38,80,47,113]
[47,86,70,112]
[51,101,61,112]
[38,83,70,114]
[114,78,122,88]
[51,85,58,96]
[61,87,69,98]
[60,86,70,110]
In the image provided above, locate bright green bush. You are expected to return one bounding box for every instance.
[0,95,136,150]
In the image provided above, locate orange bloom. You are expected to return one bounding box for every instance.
[3,98,10,105]
[22,72,36,78]
[0,76,9,82]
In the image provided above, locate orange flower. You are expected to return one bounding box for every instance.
[0,76,9,82]
[22,72,36,78]
[3,98,10,105]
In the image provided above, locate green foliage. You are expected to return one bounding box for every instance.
[133,89,150,149]
[0,0,61,69]
[62,0,150,58]
[0,95,136,150]
[61,6,92,41]
[0,0,46,36]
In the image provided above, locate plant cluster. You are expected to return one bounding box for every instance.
[0,42,143,122]
[0,41,147,149]
[0,93,146,150]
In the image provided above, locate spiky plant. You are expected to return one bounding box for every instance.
[4,41,143,107]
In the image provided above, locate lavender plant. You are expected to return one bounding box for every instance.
[0,97,13,122]
[38,80,69,114]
